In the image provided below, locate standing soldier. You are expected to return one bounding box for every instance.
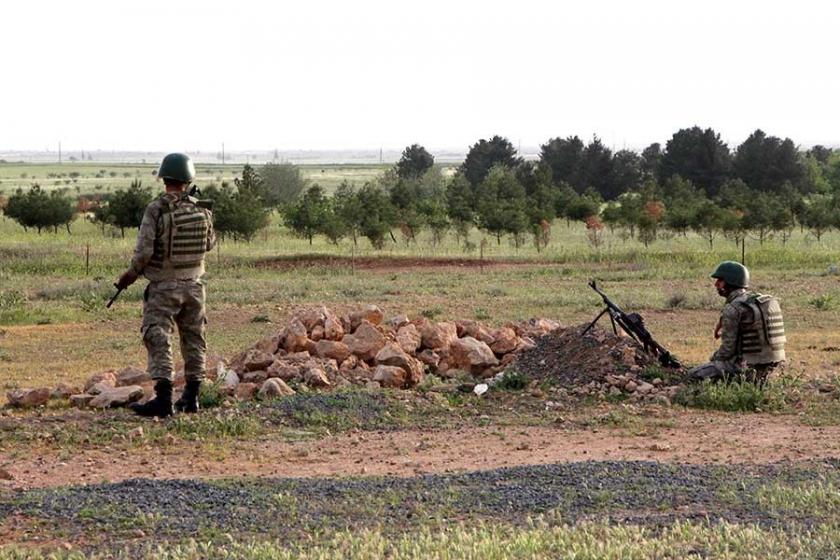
[687,261,786,384]
[115,153,215,417]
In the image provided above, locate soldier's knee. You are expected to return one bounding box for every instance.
[142,324,171,349]
[687,363,724,383]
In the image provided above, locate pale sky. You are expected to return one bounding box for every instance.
[2,0,838,153]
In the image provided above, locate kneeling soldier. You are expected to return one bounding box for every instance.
[115,153,215,417]
[688,261,786,384]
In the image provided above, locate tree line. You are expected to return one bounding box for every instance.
[2,128,839,251]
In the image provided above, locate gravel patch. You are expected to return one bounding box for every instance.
[2,459,839,550]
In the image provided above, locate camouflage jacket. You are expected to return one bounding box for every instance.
[128,192,216,282]
[710,288,755,364]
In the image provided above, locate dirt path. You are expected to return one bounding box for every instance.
[3,412,838,490]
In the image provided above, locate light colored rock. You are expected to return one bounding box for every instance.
[88,381,115,396]
[241,349,275,372]
[323,313,345,341]
[350,305,384,330]
[515,337,537,352]
[343,320,386,361]
[490,328,518,355]
[267,360,300,381]
[339,355,361,371]
[127,426,144,441]
[7,388,51,408]
[315,340,351,362]
[373,365,407,388]
[386,314,411,330]
[304,366,331,388]
[417,349,440,367]
[375,343,424,387]
[243,370,268,384]
[221,364,240,390]
[283,319,310,353]
[284,351,312,362]
[116,366,150,387]
[259,378,296,399]
[296,306,326,331]
[421,321,458,350]
[449,336,499,374]
[83,371,116,393]
[517,318,562,338]
[52,383,80,400]
[396,324,422,354]
[636,382,655,396]
[310,325,325,342]
[69,394,95,409]
[89,385,144,408]
[624,380,638,393]
[253,335,282,356]
[235,382,258,400]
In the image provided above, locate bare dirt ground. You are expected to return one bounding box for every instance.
[4,411,839,491]
[254,254,539,271]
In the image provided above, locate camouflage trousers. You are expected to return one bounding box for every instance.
[687,360,782,385]
[141,279,207,382]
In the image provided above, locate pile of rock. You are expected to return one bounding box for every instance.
[219,305,561,399]
[5,367,154,410]
[513,324,684,402]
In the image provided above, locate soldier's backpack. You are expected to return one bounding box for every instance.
[738,293,786,365]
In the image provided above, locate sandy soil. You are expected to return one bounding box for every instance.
[3,412,838,490]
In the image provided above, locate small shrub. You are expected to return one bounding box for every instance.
[199,379,225,409]
[665,293,687,309]
[809,294,836,311]
[421,306,443,319]
[497,369,529,391]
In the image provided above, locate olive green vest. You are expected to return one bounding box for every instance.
[146,193,211,280]
[733,292,786,365]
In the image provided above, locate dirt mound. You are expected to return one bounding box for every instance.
[514,324,683,399]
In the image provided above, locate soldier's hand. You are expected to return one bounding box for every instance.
[116,270,138,290]
[713,318,722,339]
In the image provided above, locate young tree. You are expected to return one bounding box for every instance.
[691,200,728,249]
[258,162,308,208]
[578,137,615,199]
[203,181,270,242]
[284,184,329,244]
[395,144,434,180]
[476,165,528,245]
[460,135,521,186]
[539,136,584,188]
[445,174,476,241]
[106,179,154,236]
[355,183,397,249]
[332,181,363,246]
[659,126,732,197]
[5,185,76,234]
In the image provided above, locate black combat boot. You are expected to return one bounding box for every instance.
[129,379,174,418]
[174,378,201,413]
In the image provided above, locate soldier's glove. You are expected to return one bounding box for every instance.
[116,270,139,290]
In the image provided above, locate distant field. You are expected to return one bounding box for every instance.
[0,162,401,196]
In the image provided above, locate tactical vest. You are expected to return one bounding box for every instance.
[734,292,786,365]
[147,194,211,278]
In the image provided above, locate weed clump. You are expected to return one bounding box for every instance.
[674,378,794,412]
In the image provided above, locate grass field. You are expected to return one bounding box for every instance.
[3,163,840,557]
[0,162,395,196]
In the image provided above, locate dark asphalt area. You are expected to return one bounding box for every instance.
[2,459,839,550]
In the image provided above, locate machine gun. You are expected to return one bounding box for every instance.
[583,280,682,368]
[188,184,213,210]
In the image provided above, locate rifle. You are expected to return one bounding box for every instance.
[583,280,682,368]
[106,284,123,308]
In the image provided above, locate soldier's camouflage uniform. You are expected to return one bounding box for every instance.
[129,192,215,383]
[688,288,785,383]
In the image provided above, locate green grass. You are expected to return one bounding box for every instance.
[2,520,839,559]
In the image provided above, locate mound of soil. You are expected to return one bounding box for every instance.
[514,324,667,389]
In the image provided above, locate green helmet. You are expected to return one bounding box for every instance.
[711,261,749,288]
[157,153,195,184]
